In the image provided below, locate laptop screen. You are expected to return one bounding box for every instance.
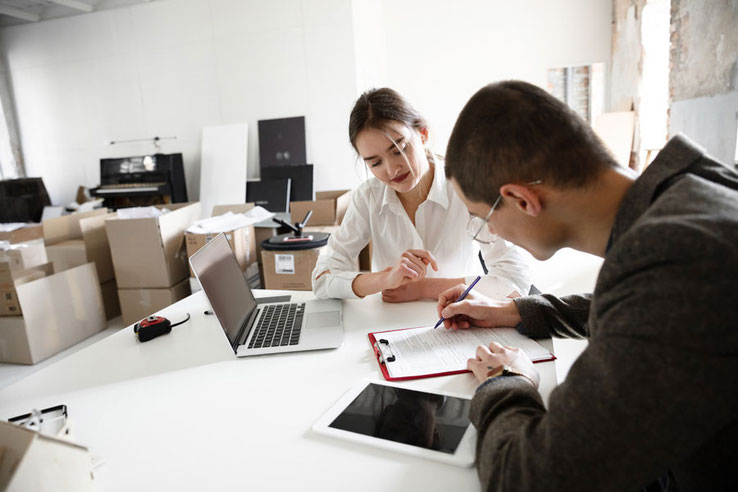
[189,233,257,347]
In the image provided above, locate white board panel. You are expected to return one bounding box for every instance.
[199,123,248,218]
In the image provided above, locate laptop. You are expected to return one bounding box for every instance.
[190,233,343,356]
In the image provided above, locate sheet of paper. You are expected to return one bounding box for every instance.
[186,207,275,233]
[374,326,552,379]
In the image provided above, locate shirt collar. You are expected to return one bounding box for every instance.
[425,156,450,210]
[378,155,449,216]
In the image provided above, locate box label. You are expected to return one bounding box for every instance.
[275,254,295,274]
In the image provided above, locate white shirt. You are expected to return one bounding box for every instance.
[312,160,532,299]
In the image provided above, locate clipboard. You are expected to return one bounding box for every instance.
[369,328,468,381]
[368,326,556,382]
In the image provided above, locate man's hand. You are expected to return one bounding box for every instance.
[467,341,539,387]
[436,283,522,330]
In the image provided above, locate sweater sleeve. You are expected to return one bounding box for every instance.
[513,294,592,339]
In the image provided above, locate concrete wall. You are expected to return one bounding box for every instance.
[669,0,738,166]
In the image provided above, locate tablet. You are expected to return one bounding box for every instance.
[313,380,476,467]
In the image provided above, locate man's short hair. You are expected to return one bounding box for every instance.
[445,80,618,204]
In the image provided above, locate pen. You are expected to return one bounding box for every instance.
[434,275,482,329]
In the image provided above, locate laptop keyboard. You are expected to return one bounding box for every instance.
[247,303,305,349]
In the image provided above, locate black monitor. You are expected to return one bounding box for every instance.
[258,116,306,168]
[261,164,313,202]
[246,178,291,213]
[0,178,51,223]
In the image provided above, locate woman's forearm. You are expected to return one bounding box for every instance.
[351,271,389,298]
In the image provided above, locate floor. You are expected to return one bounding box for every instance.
[0,248,602,391]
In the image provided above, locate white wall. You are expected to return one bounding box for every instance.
[374,0,613,153]
[1,0,613,206]
[1,0,361,206]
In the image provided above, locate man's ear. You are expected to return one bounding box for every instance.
[499,184,542,217]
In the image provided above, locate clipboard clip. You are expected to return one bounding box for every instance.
[374,338,396,364]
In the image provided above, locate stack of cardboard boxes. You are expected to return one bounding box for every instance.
[0,245,49,317]
[0,212,111,364]
[43,209,120,320]
[0,262,105,364]
[185,204,258,292]
[105,203,201,325]
[262,190,372,291]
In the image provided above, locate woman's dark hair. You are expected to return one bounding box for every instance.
[445,80,618,204]
[348,88,428,151]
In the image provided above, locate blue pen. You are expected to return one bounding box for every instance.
[434,275,482,329]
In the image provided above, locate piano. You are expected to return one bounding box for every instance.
[90,153,188,210]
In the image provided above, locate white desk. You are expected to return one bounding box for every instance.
[0,290,557,492]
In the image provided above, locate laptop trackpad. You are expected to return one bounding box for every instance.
[307,311,340,329]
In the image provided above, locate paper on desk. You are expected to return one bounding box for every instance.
[186,207,274,234]
[116,206,170,219]
[0,223,28,232]
[377,326,552,379]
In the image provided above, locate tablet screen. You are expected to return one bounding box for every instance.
[328,383,472,454]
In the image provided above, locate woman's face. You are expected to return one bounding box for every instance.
[355,122,429,194]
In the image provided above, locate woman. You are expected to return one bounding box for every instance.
[312,88,530,302]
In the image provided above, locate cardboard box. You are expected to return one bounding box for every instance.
[210,202,276,263]
[254,226,276,262]
[100,279,121,321]
[0,263,105,364]
[117,277,191,326]
[106,202,201,289]
[0,223,42,244]
[261,247,325,291]
[290,190,351,226]
[77,212,116,282]
[0,239,48,272]
[211,203,255,216]
[185,226,255,277]
[42,209,115,283]
[0,262,54,316]
[0,421,94,492]
[45,239,87,273]
[42,208,107,245]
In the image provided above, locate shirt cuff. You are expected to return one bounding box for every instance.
[326,271,361,299]
[465,275,519,299]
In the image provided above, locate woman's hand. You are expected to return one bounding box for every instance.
[383,249,438,290]
[467,341,539,387]
[436,283,522,330]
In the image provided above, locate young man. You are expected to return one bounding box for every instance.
[439,80,738,491]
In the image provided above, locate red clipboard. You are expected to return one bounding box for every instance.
[368,326,556,382]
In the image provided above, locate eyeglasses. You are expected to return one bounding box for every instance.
[466,180,542,244]
[467,195,502,244]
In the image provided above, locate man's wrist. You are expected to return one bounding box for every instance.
[485,365,538,388]
[502,300,523,327]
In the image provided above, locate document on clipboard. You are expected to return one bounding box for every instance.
[368,326,555,381]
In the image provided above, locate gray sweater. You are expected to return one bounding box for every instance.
[470,135,738,491]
